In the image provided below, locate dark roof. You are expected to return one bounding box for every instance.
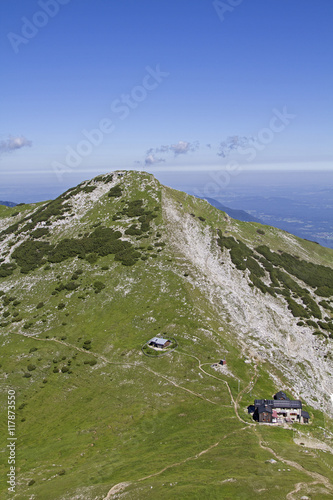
[254,399,302,409]
[258,405,272,414]
[274,391,289,400]
[149,337,169,345]
[301,410,310,419]
[273,400,302,409]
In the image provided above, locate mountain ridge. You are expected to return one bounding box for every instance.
[0,170,332,499]
[0,200,17,207]
[201,196,263,223]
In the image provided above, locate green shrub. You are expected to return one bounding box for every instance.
[64,281,79,291]
[317,321,331,331]
[306,319,318,328]
[301,295,322,319]
[12,240,50,273]
[84,359,97,366]
[12,316,23,322]
[31,228,50,239]
[319,300,333,312]
[246,257,265,277]
[23,372,32,378]
[27,364,36,371]
[58,303,66,310]
[93,281,105,293]
[108,185,122,197]
[3,296,16,306]
[81,185,96,193]
[86,253,98,264]
[126,199,145,217]
[29,347,38,353]
[250,274,270,294]
[61,366,69,373]
[125,224,142,236]
[83,340,92,350]
[287,298,308,318]
[11,213,142,272]
[36,302,44,309]
[316,286,333,297]
[256,245,333,294]
[141,221,150,232]
[313,329,327,337]
[0,262,17,278]
[103,174,114,183]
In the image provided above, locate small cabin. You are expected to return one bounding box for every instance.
[219,359,226,366]
[148,337,171,349]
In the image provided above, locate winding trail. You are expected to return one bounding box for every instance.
[13,331,333,499]
[13,331,219,405]
[175,349,258,424]
[103,427,249,500]
[254,430,333,497]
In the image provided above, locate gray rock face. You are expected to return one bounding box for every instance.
[163,190,333,417]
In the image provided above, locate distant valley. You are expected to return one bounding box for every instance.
[183,170,333,249]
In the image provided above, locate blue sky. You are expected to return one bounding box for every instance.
[0,0,332,202]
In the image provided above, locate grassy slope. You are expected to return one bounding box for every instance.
[0,171,332,499]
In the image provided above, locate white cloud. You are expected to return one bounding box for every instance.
[217,135,253,158]
[144,154,165,166]
[169,140,199,155]
[0,135,32,154]
[142,140,200,165]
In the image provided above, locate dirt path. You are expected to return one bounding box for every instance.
[13,331,219,405]
[285,481,321,500]
[176,350,257,425]
[137,440,220,482]
[103,427,249,499]
[254,430,333,496]
[15,331,333,498]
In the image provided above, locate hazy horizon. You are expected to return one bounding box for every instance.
[1,1,332,203]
